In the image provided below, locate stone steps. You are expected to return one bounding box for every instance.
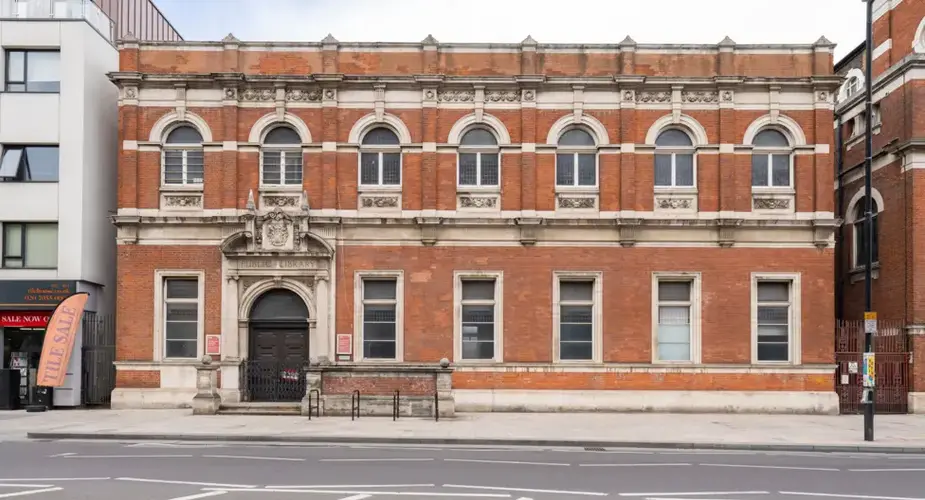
[217,402,302,416]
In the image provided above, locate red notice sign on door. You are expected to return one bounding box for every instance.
[206,334,221,356]
[336,334,352,355]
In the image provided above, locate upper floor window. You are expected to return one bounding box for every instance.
[0,146,59,182]
[261,126,302,186]
[2,222,57,269]
[163,126,203,186]
[5,50,60,92]
[654,129,695,188]
[751,129,792,188]
[458,128,499,187]
[853,196,879,268]
[846,76,860,98]
[556,128,596,187]
[360,127,401,187]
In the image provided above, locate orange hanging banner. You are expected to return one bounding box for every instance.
[35,292,90,388]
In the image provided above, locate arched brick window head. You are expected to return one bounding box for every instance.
[556,128,597,187]
[163,125,203,186]
[261,126,302,186]
[458,128,499,187]
[360,127,401,186]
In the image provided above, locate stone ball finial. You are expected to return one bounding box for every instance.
[201,355,213,365]
[439,357,450,368]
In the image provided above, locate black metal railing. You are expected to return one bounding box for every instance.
[351,390,361,420]
[307,389,320,420]
[240,360,306,403]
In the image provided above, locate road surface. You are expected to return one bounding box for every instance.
[0,437,923,499]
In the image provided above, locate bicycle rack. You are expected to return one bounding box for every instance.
[351,390,361,420]
[392,390,400,421]
[307,389,320,420]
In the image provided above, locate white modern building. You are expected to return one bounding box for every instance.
[0,0,180,407]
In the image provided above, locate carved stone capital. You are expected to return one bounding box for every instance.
[716,219,743,248]
[415,217,443,246]
[617,219,641,247]
[515,217,543,246]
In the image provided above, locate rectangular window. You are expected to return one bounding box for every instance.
[360,152,401,186]
[0,146,60,182]
[755,280,792,362]
[752,153,791,188]
[360,278,398,360]
[2,223,57,269]
[460,279,497,360]
[261,151,302,186]
[458,152,499,187]
[557,280,595,361]
[556,153,596,187]
[5,50,60,92]
[163,278,200,359]
[164,149,203,185]
[656,281,692,362]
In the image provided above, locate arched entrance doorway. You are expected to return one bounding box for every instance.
[244,289,310,402]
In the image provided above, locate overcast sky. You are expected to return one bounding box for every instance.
[154,0,866,62]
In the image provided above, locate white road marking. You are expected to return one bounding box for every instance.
[203,488,509,497]
[0,478,109,482]
[61,454,193,459]
[443,484,607,497]
[319,458,435,462]
[167,492,229,500]
[202,455,305,462]
[579,463,691,468]
[48,453,75,458]
[0,488,63,498]
[700,464,840,472]
[848,468,925,472]
[779,492,925,500]
[338,496,372,500]
[443,458,570,467]
[620,492,770,497]
[266,484,435,489]
[115,477,257,488]
[0,485,52,489]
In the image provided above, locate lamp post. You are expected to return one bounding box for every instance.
[861,0,875,442]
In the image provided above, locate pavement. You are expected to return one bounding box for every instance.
[2,438,925,499]
[5,409,925,452]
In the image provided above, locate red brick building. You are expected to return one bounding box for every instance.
[110,32,842,413]
[835,0,925,413]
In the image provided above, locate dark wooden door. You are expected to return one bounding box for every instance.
[246,328,308,402]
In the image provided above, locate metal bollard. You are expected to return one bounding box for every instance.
[351,390,360,420]
[393,390,400,421]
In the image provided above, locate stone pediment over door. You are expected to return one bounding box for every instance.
[220,201,334,259]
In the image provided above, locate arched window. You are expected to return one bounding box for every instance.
[458,128,499,187]
[360,127,401,186]
[654,129,695,188]
[556,128,596,187]
[846,76,860,98]
[853,197,879,268]
[163,125,204,185]
[261,126,302,186]
[751,129,792,188]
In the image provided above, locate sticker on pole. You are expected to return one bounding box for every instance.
[862,352,876,388]
[864,311,878,334]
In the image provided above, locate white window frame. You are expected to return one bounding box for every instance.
[358,128,403,188]
[653,130,697,190]
[353,270,404,362]
[453,270,503,363]
[161,147,204,187]
[259,148,303,188]
[751,131,794,190]
[555,128,599,189]
[456,136,501,189]
[153,270,205,362]
[651,272,702,364]
[750,272,802,365]
[552,271,603,364]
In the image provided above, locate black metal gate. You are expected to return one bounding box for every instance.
[835,319,910,414]
[239,360,306,402]
[81,313,115,406]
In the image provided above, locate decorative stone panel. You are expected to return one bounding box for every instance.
[457,194,499,210]
[260,193,301,209]
[654,192,698,213]
[556,195,598,210]
[682,91,718,103]
[160,192,203,211]
[358,193,401,210]
[438,90,475,102]
[751,194,795,214]
[636,91,671,103]
[484,90,520,102]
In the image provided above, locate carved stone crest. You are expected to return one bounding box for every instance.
[721,91,734,102]
[557,197,595,209]
[753,198,791,210]
[622,90,635,102]
[657,198,693,210]
[459,196,497,209]
[522,90,535,101]
[438,90,475,102]
[125,87,137,99]
[262,209,291,248]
